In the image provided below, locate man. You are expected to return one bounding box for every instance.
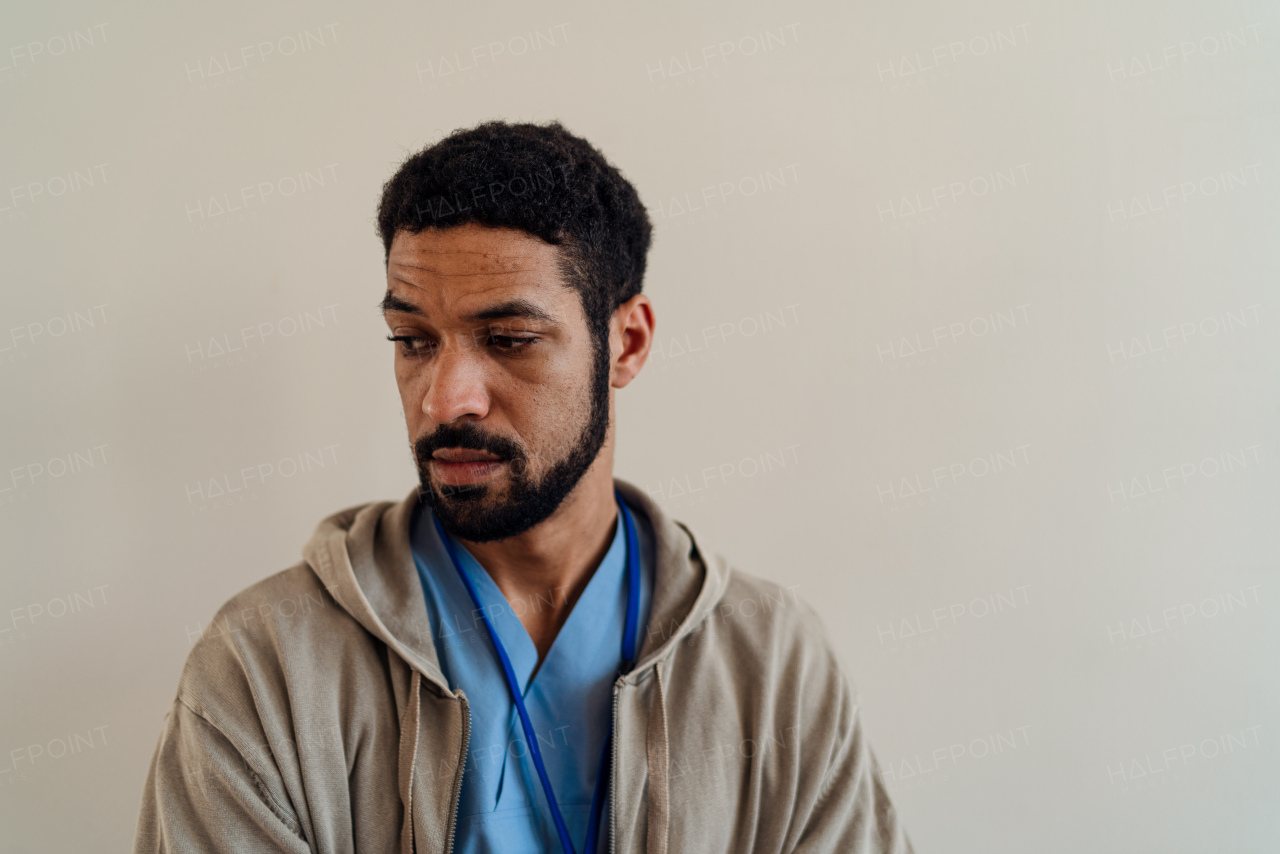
[135,121,912,854]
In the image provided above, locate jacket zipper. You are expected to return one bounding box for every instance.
[445,685,625,853]
[443,692,471,854]
[609,677,622,854]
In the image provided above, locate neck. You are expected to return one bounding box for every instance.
[454,449,618,662]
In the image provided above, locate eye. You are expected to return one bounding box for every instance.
[386,335,434,356]
[488,334,536,352]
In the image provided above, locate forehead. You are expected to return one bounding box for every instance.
[387,223,567,297]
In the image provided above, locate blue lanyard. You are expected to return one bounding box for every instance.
[431,490,641,854]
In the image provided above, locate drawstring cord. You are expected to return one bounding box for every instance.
[399,669,423,854]
[645,664,669,854]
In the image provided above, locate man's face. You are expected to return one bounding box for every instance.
[383,223,611,542]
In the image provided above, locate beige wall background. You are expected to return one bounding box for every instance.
[2,0,1278,850]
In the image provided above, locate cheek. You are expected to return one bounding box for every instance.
[396,363,422,393]
[394,365,428,423]
[501,367,592,435]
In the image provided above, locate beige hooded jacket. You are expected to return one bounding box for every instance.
[134,478,913,854]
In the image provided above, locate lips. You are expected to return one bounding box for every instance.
[432,448,503,463]
[428,448,507,487]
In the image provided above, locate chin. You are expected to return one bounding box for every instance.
[423,478,490,504]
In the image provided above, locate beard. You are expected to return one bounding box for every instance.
[412,342,611,543]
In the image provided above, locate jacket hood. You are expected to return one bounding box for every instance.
[300,477,732,697]
[136,478,912,854]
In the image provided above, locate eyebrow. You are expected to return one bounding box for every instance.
[380,291,557,324]
[380,292,424,316]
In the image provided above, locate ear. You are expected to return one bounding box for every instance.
[610,294,655,389]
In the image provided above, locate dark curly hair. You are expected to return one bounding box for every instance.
[376,121,652,357]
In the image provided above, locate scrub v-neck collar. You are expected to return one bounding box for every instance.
[438,508,627,700]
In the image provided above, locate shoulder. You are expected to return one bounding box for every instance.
[702,557,843,672]
[175,561,372,722]
[654,552,875,847]
[666,552,853,718]
[188,561,343,656]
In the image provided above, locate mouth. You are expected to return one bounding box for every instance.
[429,448,507,486]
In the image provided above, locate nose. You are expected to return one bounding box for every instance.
[422,342,491,424]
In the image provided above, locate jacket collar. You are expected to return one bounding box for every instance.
[302,477,730,696]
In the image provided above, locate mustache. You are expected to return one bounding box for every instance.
[414,422,527,465]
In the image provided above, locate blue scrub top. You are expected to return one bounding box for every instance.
[409,498,654,854]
